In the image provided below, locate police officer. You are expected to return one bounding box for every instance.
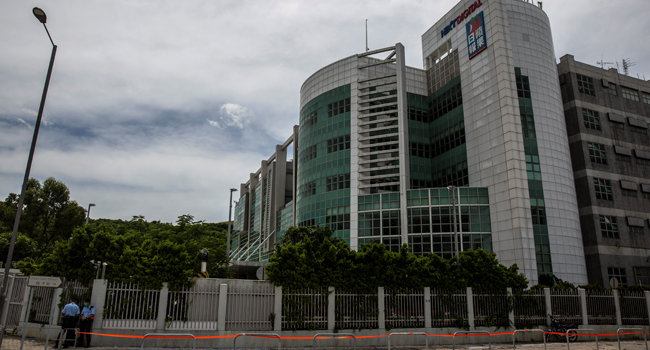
[79,298,95,348]
[57,297,80,348]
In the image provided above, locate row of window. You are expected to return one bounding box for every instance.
[582,108,648,134]
[576,73,650,104]
[593,178,650,201]
[328,98,351,118]
[325,173,350,192]
[599,215,650,238]
[327,135,350,154]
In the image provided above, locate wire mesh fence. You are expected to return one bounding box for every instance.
[225,281,275,331]
[430,288,468,328]
[384,289,424,328]
[103,281,160,329]
[166,282,220,330]
[550,289,582,325]
[513,289,546,328]
[335,290,379,330]
[620,290,649,325]
[586,289,615,325]
[282,287,328,330]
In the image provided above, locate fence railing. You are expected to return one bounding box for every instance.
[620,291,649,325]
[384,289,424,329]
[430,288,467,328]
[551,289,582,325]
[167,283,220,330]
[336,290,378,330]
[513,290,546,328]
[473,292,510,328]
[586,289,616,325]
[225,281,275,331]
[282,288,328,330]
[103,281,160,329]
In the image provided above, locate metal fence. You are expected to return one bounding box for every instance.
[620,291,649,325]
[103,281,160,329]
[167,282,220,330]
[225,281,275,331]
[384,289,424,328]
[513,290,546,328]
[586,289,615,325]
[335,290,379,330]
[550,289,582,325]
[282,288,328,330]
[473,293,510,328]
[30,286,56,323]
[430,288,467,328]
[6,275,28,328]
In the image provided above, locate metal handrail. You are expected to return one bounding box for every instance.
[140,333,196,350]
[245,234,271,261]
[617,327,648,350]
[234,333,281,350]
[452,331,490,350]
[566,328,596,350]
[388,332,427,350]
[313,333,356,350]
[512,329,546,350]
[233,236,260,260]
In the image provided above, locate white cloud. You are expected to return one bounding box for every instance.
[217,103,249,129]
[207,119,220,128]
[21,108,37,117]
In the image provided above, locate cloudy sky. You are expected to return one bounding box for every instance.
[1,0,648,224]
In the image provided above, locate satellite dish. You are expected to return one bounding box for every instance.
[609,277,619,289]
[256,267,267,281]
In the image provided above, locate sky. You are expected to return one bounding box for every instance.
[1,0,649,224]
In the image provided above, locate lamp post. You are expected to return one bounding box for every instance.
[226,188,238,259]
[0,8,57,345]
[447,185,458,264]
[86,203,96,224]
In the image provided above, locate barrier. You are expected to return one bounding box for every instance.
[565,328,595,350]
[617,328,648,350]
[313,333,356,350]
[234,333,281,350]
[58,328,79,350]
[141,333,196,350]
[452,331,490,350]
[387,332,427,350]
[512,329,546,350]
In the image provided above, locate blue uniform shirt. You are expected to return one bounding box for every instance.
[81,305,95,318]
[61,302,80,317]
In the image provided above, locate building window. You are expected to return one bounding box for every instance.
[604,83,618,96]
[325,212,350,231]
[408,207,431,234]
[358,211,381,237]
[325,173,350,192]
[299,144,318,164]
[610,122,625,130]
[531,206,547,225]
[621,86,640,101]
[381,236,402,253]
[588,142,607,164]
[582,108,601,130]
[600,215,619,239]
[327,135,350,153]
[622,189,637,198]
[629,226,645,234]
[300,181,316,198]
[643,192,650,199]
[616,154,632,163]
[516,73,531,98]
[643,92,650,105]
[594,178,614,201]
[327,98,350,117]
[635,267,650,286]
[608,267,628,286]
[576,74,595,96]
[382,210,401,236]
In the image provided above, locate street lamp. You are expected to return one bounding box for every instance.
[0,8,58,344]
[447,185,459,264]
[226,188,238,259]
[86,203,96,224]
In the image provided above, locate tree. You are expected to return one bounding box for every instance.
[0,177,86,257]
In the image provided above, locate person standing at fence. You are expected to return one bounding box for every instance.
[78,298,95,348]
[57,297,80,348]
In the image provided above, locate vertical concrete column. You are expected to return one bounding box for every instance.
[327,287,335,331]
[507,288,515,328]
[378,287,385,330]
[544,288,552,326]
[292,125,299,226]
[466,287,474,331]
[394,42,410,244]
[51,287,63,325]
[156,283,169,331]
[423,287,432,329]
[90,279,107,329]
[274,286,282,331]
[217,284,228,331]
[613,289,622,326]
[645,291,650,326]
[578,288,588,326]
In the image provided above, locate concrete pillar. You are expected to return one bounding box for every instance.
[613,289,622,326]
[544,288,552,326]
[156,283,169,331]
[292,125,299,226]
[274,286,282,331]
[394,42,410,244]
[466,287,474,331]
[327,287,335,331]
[90,279,107,329]
[217,284,228,331]
[507,288,515,328]
[644,291,650,326]
[578,288,588,326]
[378,287,385,330]
[424,287,432,329]
[51,287,63,325]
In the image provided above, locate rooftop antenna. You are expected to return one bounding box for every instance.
[597,55,614,69]
[365,19,369,52]
[622,58,636,76]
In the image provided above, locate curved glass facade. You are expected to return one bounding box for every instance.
[296,85,352,242]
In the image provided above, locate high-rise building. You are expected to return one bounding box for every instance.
[557,54,650,287]
[231,0,590,285]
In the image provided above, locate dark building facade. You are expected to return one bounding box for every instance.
[558,54,650,287]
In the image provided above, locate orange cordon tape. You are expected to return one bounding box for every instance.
[76,330,649,340]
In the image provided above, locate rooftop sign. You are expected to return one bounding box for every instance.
[441,0,484,38]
